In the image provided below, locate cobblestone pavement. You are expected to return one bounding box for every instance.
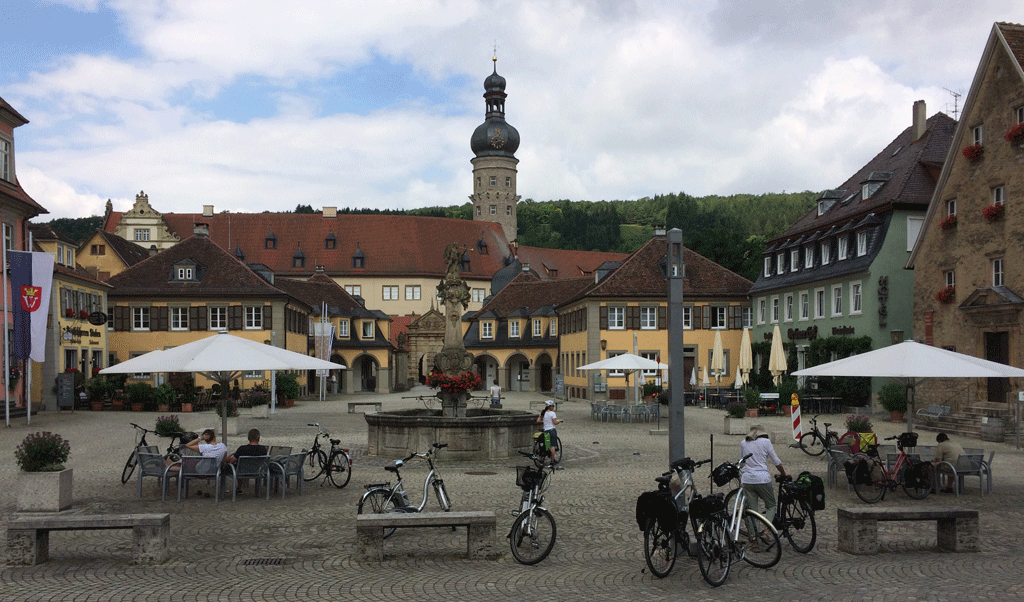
[2,391,1023,602]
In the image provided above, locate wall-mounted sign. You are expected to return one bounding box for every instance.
[832,326,855,336]
[88,311,107,326]
[787,326,819,341]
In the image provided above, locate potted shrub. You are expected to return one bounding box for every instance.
[178,375,197,412]
[246,389,270,419]
[153,383,176,413]
[85,376,112,411]
[642,382,662,402]
[878,382,908,422]
[839,414,876,453]
[276,373,299,408]
[154,414,181,437]
[743,388,760,417]
[15,431,73,511]
[126,382,153,412]
[724,401,747,435]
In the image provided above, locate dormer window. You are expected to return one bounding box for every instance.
[292,247,305,268]
[352,247,365,268]
[460,252,471,272]
[856,231,868,256]
[172,260,198,282]
[838,237,848,260]
[265,231,277,249]
[775,252,784,275]
[325,233,337,249]
[477,238,488,255]
[820,241,830,265]
[817,198,835,216]
[178,267,193,280]
[763,256,771,278]
[804,245,813,269]
[790,249,799,271]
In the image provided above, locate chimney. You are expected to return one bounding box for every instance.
[522,262,530,272]
[193,223,209,237]
[315,265,325,274]
[323,206,337,218]
[203,205,214,217]
[148,245,158,257]
[913,100,927,141]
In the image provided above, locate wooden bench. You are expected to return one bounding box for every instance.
[6,513,170,565]
[837,507,978,555]
[348,401,382,413]
[355,511,498,561]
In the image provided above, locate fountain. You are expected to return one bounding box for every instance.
[364,243,536,460]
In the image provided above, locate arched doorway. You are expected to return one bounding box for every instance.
[505,353,530,392]
[535,352,554,392]
[353,354,379,392]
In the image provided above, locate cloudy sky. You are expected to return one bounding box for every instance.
[1,0,1018,219]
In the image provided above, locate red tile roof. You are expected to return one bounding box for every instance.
[516,246,629,280]
[997,22,1024,68]
[477,273,592,317]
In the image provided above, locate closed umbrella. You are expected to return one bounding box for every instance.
[739,327,753,384]
[733,365,743,390]
[711,330,725,384]
[690,367,697,386]
[768,324,787,385]
[702,365,710,387]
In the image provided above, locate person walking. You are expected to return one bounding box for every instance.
[739,424,786,524]
[537,400,562,465]
[490,379,501,406]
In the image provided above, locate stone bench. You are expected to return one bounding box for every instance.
[837,507,978,554]
[355,511,498,561]
[348,401,382,413]
[6,513,170,565]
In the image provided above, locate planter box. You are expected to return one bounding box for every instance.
[251,404,269,419]
[218,416,239,437]
[724,416,747,435]
[91,401,104,411]
[745,408,758,418]
[181,403,193,413]
[17,468,73,512]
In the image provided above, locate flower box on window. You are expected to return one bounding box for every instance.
[935,286,956,304]
[939,214,957,231]
[1005,123,1024,145]
[79,310,89,320]
[982,204,1004,222]
[64,308,74,318]
[962,144,984,162]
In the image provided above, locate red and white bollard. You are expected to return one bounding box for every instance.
[791,393,802,441]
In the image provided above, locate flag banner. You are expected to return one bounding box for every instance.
[9,251,55,362]
[313,321,334,377]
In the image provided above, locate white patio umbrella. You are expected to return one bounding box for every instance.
[733,365,743,390]
[102,332,344,444]
[711,330,725,385]
[793,340,1024,432]
[768,324,788,385]
[702,365,711,387]
[690,367,697,386]
[739,327,753,384]
[579,353,667,404]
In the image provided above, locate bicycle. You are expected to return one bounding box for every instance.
[636,456,713,578]
[695,456,782,587]
[719,465,818,555]
[302,423,352,488]
[508,451,556,564]
[798,415,840,456]
[533,429,562,464]
[848,432,932,503]
[357,442,452,539]
[121,422,192,484]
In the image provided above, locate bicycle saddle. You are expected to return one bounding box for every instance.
[330,439,340,445]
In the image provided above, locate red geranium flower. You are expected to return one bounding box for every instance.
[982,204,1004,222]
[935,286,956,304]
[962,144,983,162]
[939,214,957,231]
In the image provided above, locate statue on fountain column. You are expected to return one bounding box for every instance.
[433,243,475,416]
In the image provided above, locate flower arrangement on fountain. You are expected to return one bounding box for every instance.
[426,370,482,395]
[982,203,1004,222]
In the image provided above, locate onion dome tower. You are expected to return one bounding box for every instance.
[469,56,521,242]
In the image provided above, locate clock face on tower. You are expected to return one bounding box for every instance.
[490,127,505,149]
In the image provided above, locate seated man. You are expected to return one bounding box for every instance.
[225,428,269,494]
[932,432,966,493]
[166,428,227,497]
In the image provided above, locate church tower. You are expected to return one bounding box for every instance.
[469,56,521,242]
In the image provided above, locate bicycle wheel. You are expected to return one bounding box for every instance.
[900,463,932,500]
[303,449,326,481]
[781,499,816,554]
[121,451,138,484]
[643,518,677,578]
[327,451,352,489]
[432,478,452,511]
[738,510,782,568]
[358,488,400,539]
[509,506,556,565]
[853,459,886,503]
[696,516,730,587]
[798,432,826,456]
[552,436,562,463]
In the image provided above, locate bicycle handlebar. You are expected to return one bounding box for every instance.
[884,435,898,441]
[775,474,793,483]
[433,442,448,449]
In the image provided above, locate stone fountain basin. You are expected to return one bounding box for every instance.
[365,409,537,460]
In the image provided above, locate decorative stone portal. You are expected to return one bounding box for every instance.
[364,409,536,460]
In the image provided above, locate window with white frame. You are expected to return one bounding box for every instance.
[993,185,1005,206]
[799,292,809,320]
[1018,106,1024,124]
[838,237,848,260]
[907,216,923,252]
[245,306,263,329]
[489,205,496,214]
[973,125,983,145]
[170,307,188,331]
[134,229,151,242]
[742,307,752,328]
[681,305,691,329]
[405,285,421,300]
[820,241,830,265]
[771,296,779,323]
[509,320,520,338]
[763,257,771,277]
[993,258,1004,286]
[815,288,826,319]
[776,252,785,274]
[607,351,625,376]
[850,281,862,314]
[362,321,374,338]
[641,351,659,377]
[856,231,868,256]
[757,299,766,325]
[132,307,150,330]
[344,285,361,297]
[244,370,263,379]
[944,270,955,288]
[790,249,799,271]
[549,318,557,336]
[338,319,349,337]
[209,306,227,330]
[177,267,193,280]
[784,294,793,322]
[56,246,64,265]
[804,245,814,269]
[489,176,496,186]
[129,351,150,379]
[608,306,625,329]
[640,306,657,329]
[832,284,843,316]
[947,198,957,216]
[472,288,486,303]
[712,306,727,329]
[482,321,493,339]
[383,285,398,300]
[533,319,542,337]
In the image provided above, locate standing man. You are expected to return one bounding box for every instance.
[490,379,502,406]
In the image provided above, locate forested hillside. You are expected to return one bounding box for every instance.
[44,191,818,282]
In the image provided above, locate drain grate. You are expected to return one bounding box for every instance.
[242,557,286,566]
[464,471,497,476]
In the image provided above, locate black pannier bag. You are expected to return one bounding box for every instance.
[636,490,678,532]
[689,493,726,520]
[795,471,826,511]
[844,458,873,485]
[903,459,928,489]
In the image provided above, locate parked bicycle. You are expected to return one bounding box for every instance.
[695,456,782,587]
[357,442,452,539]
[719,465,818,554]
[302,423,352,488]
[508,451,557,564]
[121,422,193,484]
[798,415,840,457]
[533,429,562,464]
[636,456,713,578]
[847,432,932,503]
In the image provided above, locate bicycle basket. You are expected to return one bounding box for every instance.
[896,432,918,450]
[516,466,547,492]
[689,493,726,520]
[710,462,739,487]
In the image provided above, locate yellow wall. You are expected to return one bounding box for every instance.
[75,232,133,279]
